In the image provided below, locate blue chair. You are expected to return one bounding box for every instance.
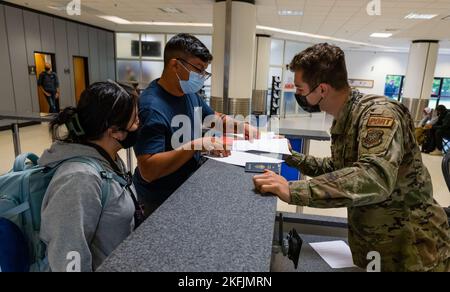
[443,138,450,155]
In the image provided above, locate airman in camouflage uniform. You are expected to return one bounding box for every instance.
[286,91,450,272]
[253,43,450,272]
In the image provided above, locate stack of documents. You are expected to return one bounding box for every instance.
[206,132,289,167]
[232,138,291,155]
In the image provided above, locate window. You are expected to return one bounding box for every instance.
[117,60,141,84]
[441,78,450,97]
[431,78,442,96]
[284,41,308,65]
[117,33,213,95]
[141,34,165,60]
[384,75,404,101]
[270,39,284,66]
[141,61,164,84]
[116,33,140,59]
[431,77,450,109]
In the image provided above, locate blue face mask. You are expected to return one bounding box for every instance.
[177,62,207,95]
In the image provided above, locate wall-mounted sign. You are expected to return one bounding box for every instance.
[349,79,374,88]
[28,66,36,75]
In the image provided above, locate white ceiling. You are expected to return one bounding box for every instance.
[5,0,450,52]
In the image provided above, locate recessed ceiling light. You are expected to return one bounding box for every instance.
[404,13,438,20]
[47,5,66,11]
[256,25,394,49]
[158,8,183,14]
[98,16,131,24]
[278,10,303,16]
[370,32,392,38]
[133,21,212,27]
[98,16,212,27]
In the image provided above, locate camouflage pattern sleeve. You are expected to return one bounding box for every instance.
[289,108,403,208]
[284,151,335,177]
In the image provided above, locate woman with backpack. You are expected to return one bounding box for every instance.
[39,81,143,272]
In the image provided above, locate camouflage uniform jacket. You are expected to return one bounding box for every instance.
[286,91,450,272]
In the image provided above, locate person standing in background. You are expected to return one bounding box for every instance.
[38,63,60,113]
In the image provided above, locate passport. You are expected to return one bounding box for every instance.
[245,162,281,174]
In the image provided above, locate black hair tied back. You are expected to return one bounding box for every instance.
[49,81,138,144]
[50,107,86,143]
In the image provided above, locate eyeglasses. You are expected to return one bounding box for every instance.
[176,58,212,80]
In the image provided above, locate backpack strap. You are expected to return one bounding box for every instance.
[63,157,117,207]
[0,202,30,221]
[13,153,39,172]
[0,157,116,221]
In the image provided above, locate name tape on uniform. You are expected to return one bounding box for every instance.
[367,116,394,128]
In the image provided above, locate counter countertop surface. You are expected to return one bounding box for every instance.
[98,159,278,272]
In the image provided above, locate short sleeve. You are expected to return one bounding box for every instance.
[134,108,168,156]
[197,94,215,119]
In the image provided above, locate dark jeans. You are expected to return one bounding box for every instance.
[45,92,57,113]
[435,128,450,151]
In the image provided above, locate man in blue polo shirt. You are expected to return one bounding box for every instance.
[134,34,259,215]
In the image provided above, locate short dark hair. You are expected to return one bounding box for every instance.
[164,33,213,66]
[436,105,447,114]
[50,82,138,143]
[289,43,349,90]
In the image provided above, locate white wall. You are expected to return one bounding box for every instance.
[345,50,450,96]
[436,54,450,78]
[345,51,409,95]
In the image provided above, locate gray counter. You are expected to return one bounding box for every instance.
[98,159,278,272]
[277,113,333,141]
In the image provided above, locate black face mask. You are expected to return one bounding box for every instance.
[294,85,323,113]
[117,129,139,149]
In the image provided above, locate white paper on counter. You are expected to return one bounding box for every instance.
[207,151,284,167]
[232,138,291,155]
[309,241,356,269]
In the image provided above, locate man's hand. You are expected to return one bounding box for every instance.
[424,124,432,130]
[244,123,260,141]
[191,137,231,157]
[253,170,291,203]
[55,91,60,99]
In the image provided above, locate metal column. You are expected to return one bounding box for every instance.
[11,123,21,157]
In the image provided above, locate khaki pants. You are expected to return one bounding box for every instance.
[415,127,426,145]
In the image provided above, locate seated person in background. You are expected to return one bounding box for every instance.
[415,108,434,145]
[133,33,259,216]
[39,81,141,272]
[424,105,450,155]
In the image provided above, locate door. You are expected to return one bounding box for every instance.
[34,52,57,113]
[73,56,89,104]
